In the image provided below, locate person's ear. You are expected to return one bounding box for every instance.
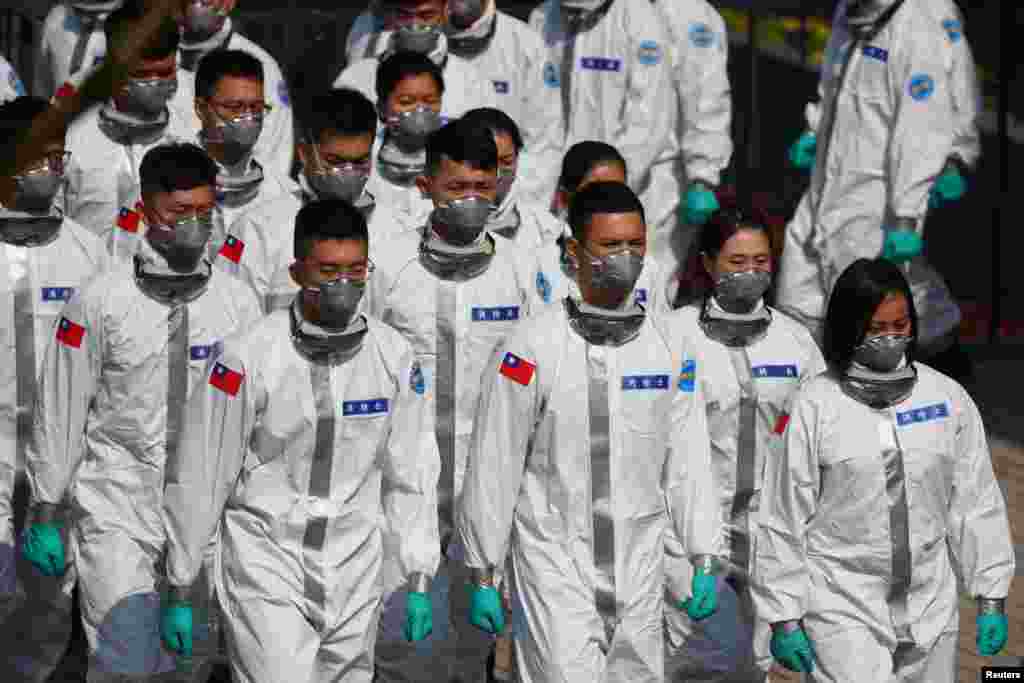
[289,261,305,288]
[415,174,431,200]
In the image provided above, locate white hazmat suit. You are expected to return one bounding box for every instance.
[776,0,981,339]
[460,301,720,682]
[26,247,261,679]
[33,3,111,99]
[0,56,26,104]
[751,363,1014,682]
[163,310,440,683]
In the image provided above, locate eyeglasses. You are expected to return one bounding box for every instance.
[315,258,376,280]
[20,151,71,175]
[208,99,272,117]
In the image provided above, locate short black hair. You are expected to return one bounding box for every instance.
[294,199,369,260]
[460,108,523,153]
[823,258,919,371]
[568,181,645,242]
[105,0,181,62]
[139,143,218,198]
[558,141,627,192]
[0,97,56,165]
[426,119,497,175]
[195,50,264,100]
[299,88,379,146]
[375,51,445,106]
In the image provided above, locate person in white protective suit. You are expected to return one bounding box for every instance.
[227,87,405,315]
[776,0,982,344]
[0,56,27,104]
[334,0,497,121]
[21,142,262,682]
[109,49,296,265]
[0,97,108,683]
[460,180,723,683]
[347,0,562,206]
[459,108,563,250]
[366,119,540,683]
[537,141,670,316]
[752,258,1014,682]
[160,199,440,683]
[171,0,294,178]
[62,3,195,241]
[528,0,675,255]
[32,0,123,99]
[648,0,732,273]
[362,52,448,233]
[660,207,825,683]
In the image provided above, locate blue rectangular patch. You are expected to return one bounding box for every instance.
[41,287,74,302]
[580,57,622,72]
[622,374,670,391]
[634,288,648,305]
[492,80,510,94]
[678,360,696,393]
[897,402,949,427]
[863,46,889,63]
[190,341,222,361]
[752,364,798,379]
[343,398,390,416]
[471,306,520,322]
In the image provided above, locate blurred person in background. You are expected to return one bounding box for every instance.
[0,55,27,104]
[33,0,125,99]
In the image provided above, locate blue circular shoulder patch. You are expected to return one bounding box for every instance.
[536,271,552,304]
[689,22,714,48]
[908,74,935,102]
[277,80,290,107]
[410,361,426,395]
[9,69,25,97]
[637,40,661,66]
[543,62,559,88]
[941,18,962,43]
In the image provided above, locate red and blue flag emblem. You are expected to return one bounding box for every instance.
[218,235,245,264]
[116,206,141,233]
[499,352,535,386]
[56,317,85,348]
[209,362,244,396]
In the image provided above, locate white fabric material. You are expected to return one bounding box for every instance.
[364,151,436,235]
[163,312,440,682]
[661,304,824,681]
[0,216,107,682]
[807,625,958,683]
[333,53,498,121]
[490,180,563,251]
[224,187,407,315]
[648,0,733,268]
[174,28,296,179]
[62,97,195,241]
[0,56,26,103]
[528,0,675,244]
[459,304,720,682]
[751,364,1014,657]
[33,4,108,98]
[365,229,539,681]
[26,256,261,676]
[776,0,981,332]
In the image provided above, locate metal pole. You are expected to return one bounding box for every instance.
[989,1,1008,344]
[745,7,759,210]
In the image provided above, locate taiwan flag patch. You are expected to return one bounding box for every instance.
[219,235,245,264]
[209,362,244,396]
[774,413,790,435]
[116,206,141,233]
[499,352,535,386]
[54,82,77,99]
[56,317,85,348]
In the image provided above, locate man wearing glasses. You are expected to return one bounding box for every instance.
[22,142,262,682]
[161,199,440,682]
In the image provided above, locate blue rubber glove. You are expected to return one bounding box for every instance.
[770,623,816,672]
[680,566,718,621]
[404,591,433,642]
[788,131,817,170]
[468,584,504,635]
[161,600,193,657]
[21,523,66,577]
[977,613,1008,656]
[881,228,923,264]
[929,166,967,210]
[682,183,719,226]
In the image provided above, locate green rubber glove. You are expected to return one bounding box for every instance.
[929,166,967,210]
[680,566,718,621]
[468,584,504,635]
[770,623,816,672]
[404,591,433,642]
[976,613,1008,656]
[161,600,193,657]
[682,183,719,226]
[21,523,66,577]
[788,131,817,170]
[881,228,923,264]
